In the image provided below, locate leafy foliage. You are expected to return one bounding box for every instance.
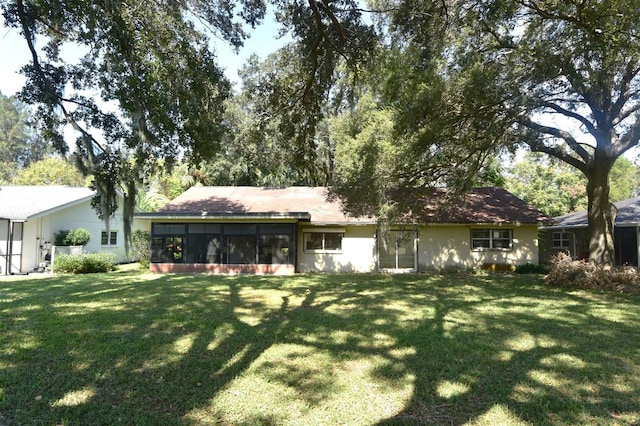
[609,157,640,201]
[507,153,640,217]
[357,0,640,265]
[330,93,398,216]
[52,252,116,274]
[0,92,51,183]
[11,156,86,186]
[130,230,151,269]
[1,0,250,247]
[506,153,588,217]
[514,262,549,275]
[54,228,91,246]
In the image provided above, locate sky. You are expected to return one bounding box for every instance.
[0,11,286,97]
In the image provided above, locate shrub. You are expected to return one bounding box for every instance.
[54,228,91,246]
[53,252,116,274]
[545,252,640,295]
[515,263,549,274]
[130,230,151,269]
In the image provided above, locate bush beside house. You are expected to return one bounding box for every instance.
[53,252,116,274]
[54,228,91,246]
[130,230,151,269]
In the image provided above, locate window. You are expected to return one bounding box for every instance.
[151,224,186,263]
[471,229,513,250]
[101,231,117,246]
[150,222,295,265]
[304,232,343,252]
[552,232,571,248]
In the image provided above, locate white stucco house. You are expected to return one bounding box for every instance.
[135,186,551,274]
[0,185,136,275]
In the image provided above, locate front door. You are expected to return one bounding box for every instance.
[379,230,416,271]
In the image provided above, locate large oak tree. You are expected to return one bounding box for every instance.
[1,0,373,251]
[367,0,640,266]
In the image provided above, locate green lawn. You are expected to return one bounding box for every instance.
[1,270,638,425]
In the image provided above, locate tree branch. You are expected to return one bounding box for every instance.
[518,115,592,165]
[542,101,597,134]
[614,101,640,125]
[15,0,106,157]
[609,61,640,123]
[615,119,640,156]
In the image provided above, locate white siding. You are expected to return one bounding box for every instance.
[12,197,136,274]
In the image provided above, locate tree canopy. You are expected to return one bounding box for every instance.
[3,0,640,265]
[1,0,374,251]
[328,0,640,265]
[11,156,86,186]
[0,92,50,183]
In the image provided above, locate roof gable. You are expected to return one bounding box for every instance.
[0,186,95,221]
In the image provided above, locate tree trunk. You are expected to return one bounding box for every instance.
[586,161,616,267]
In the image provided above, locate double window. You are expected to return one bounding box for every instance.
[471,229,513,250]
[101,231,118,246]
[552,232,571,249]
[303,231,343,252]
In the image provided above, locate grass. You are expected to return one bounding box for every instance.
[0,270,639,425]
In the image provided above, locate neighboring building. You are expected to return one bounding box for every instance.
[540,196,640,266]
[135,186,550,274]
[0,186,136,275]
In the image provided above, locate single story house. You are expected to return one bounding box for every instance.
[135,186,551,274]
[0,185,136,275]
[540,196,640,266]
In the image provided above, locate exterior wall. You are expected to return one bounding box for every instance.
[539,227,640,266]
[297,225,377,273]
[142,220,541,275]
[12,197,134,274]
[417,224,540,271]
[539,228,590,264]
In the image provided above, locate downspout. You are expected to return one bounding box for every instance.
[413,231,419,272]
[637,226,640,267]
[375,228,380,272]
[8,221,14,274]
[35,217,42,269]
[2,220,8,275]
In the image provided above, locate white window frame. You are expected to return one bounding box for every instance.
[552,232,571,249]
[471,229,513,251]
[101,230,118,246]
[303,231,344,253]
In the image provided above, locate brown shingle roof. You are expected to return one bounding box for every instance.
[148,186,550,225]
[156,186,374,224]
[400,187,552,224]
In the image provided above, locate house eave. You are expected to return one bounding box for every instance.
[541,221,640,230]
[136,212,311,221]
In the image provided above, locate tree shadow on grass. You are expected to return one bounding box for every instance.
[0,272,639,425]
[374,276,640,425]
